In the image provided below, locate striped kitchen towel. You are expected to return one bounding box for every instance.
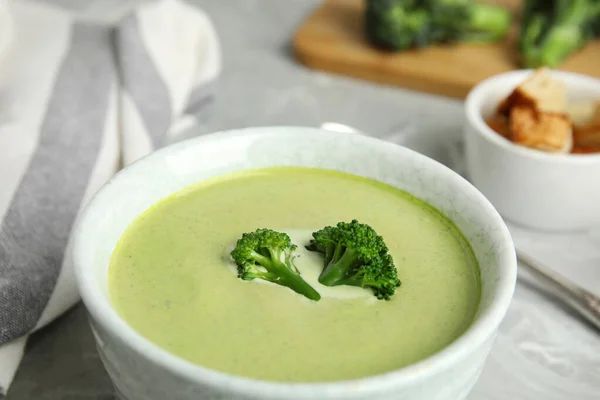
[0,0,221,394]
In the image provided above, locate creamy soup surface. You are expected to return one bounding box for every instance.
[109,167,481,382]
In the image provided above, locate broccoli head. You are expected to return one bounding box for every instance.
[230,229,321,301]
[306,220,401,300]
[519,0,600,68]
[365,0,434,51]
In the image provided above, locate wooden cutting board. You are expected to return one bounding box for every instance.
[293,0,600,99]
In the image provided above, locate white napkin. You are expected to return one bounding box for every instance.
[0,0,221,393]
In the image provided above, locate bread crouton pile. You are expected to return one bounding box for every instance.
[486,68,600,155]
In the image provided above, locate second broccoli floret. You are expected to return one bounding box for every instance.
[519,0,600,68]
[306,220,401,300]
[230,228,321,301]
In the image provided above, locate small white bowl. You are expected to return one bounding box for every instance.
[72,127,516,400]
[464,70,600,232]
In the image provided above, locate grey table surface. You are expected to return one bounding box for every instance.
[6,0,600,399]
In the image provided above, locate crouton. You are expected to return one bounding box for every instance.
[486,114,511,138]
[498,68,566,115]
[572,145,600,154]
[571,102,600,149]
[509,106,573,153]
[573,122,600,148]
[565,101,600,126]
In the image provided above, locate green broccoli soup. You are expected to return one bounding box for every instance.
[108,167,481,382]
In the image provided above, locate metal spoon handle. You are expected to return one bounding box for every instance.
[517,250,600,331]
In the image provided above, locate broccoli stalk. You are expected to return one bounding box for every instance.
[307,220,401,300]
[364,0,511,51]
[429,0,512,42]
[520,0,600,68]
[447,2,512,42]
[230,229,321,301]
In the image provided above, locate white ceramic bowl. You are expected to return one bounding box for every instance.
[464,69,600,232]
[72,127,516,400]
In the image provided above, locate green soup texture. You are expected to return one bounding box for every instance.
[109,167,481,383]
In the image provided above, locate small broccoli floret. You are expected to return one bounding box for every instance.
[230,229,321,301]
[306,220,401,300]
[519,0,600,68]
[365,0,434,51]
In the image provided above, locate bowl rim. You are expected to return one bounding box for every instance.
[72,126,517,397]
[465,68,600,164]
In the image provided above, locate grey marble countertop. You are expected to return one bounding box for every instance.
[6,0,600,399]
